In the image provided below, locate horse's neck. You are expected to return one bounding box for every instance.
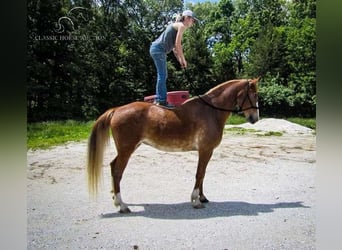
[203,81,245,126]
[206,81,241,108]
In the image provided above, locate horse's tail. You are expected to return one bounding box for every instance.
[87,108,115,198]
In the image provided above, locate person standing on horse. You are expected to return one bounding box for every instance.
[149,10,199,108]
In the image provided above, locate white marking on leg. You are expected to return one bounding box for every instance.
[191,188,202,207]
[113,192,129,211]
[111,179,115,193]
[113,193,120,207]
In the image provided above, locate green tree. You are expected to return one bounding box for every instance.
[27,0,316,121]
[284,0,316,116]
[27,0,79,121]
[204,0,237,82]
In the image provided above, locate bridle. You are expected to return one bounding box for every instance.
[197,81,259,113]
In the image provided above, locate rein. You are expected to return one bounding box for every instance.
[197,82,259,113]
[197,95,240,113]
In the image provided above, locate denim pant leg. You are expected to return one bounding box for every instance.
[150,45,167,102]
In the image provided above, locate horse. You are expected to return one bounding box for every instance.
[87,78,260,213]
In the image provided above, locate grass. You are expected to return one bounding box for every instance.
[27,120,94,150]
[27,116,316,150]
[257,131,283,137]
[224,126,284,137]
[227,114,247,125]
[224,127,260,135]
[287,117,316,130]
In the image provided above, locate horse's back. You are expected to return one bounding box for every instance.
[110,102,151,130]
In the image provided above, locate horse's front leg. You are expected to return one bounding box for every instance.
[191,149,213,209]
[199,182,209,203]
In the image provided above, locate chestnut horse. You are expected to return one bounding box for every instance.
[87,78,259,213]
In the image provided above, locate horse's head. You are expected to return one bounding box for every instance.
[197,77,260,123]
[236,78,260,124]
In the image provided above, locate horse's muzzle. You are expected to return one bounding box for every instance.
[247,114,259,124]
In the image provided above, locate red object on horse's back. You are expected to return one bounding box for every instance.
[144,91,189,106]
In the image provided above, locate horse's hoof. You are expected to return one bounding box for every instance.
[193,203,205,209]
[200,197,209,203]
[119,207,131,214]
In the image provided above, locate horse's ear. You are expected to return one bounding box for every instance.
[254,76,261,83]
[250,76,261,86]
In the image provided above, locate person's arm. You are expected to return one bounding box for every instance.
[173,24,187,68]
[172,48,185,68]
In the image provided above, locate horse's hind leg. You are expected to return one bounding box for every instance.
[191,149,213,209]
[110,149,135,213]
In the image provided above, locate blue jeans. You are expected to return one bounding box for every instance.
[150,43,167,103]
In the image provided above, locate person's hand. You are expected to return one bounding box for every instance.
[180,59,187,68]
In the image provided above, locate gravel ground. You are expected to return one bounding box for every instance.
[27,118,316,250]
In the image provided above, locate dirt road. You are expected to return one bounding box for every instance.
[27,119,316,249]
